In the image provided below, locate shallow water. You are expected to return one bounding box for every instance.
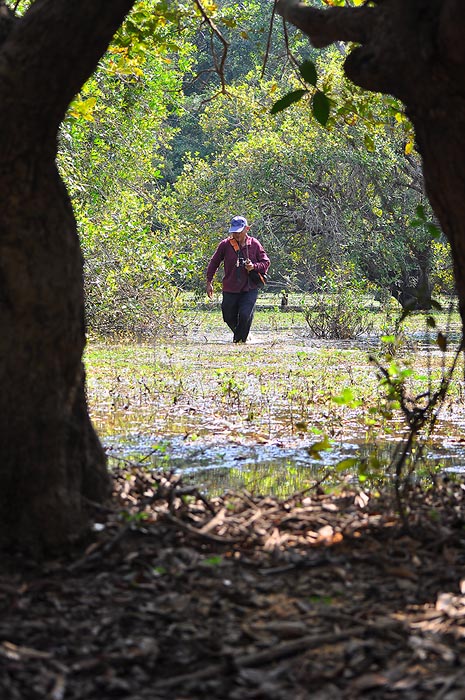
[87,316,465,496]
[102,427,465,496]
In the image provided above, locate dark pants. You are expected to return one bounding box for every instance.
[222,289,259,343]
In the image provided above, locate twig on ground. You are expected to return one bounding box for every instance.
[163,512,241,544]
[153,627,365,690]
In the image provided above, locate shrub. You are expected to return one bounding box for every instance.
[85,267,184,338]
[303,267,374,339]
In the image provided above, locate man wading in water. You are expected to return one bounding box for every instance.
[206,215,270,343]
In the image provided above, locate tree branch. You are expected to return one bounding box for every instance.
[261,0,277,79]
[275,0,374,48]
[275,0,451,105]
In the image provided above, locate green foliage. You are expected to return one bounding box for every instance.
[114,0,200,59]
[431,239,455,296]
[367,309,463,517]
[409,204,441,241]
[299,59,317,87]
[58,34,194,333]
[270,59,330,125]
[156,50,441,303]
[312,90,331,126]
[270,88,308,114]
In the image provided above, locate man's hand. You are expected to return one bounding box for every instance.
[206,281,213,299]
[245,259,254,272]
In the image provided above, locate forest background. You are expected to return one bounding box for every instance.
[58,0,455,337]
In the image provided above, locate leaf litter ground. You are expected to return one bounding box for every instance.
[2,471,465,699]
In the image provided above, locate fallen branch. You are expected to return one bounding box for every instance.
[153,626,365,689]
[163,512,241,544]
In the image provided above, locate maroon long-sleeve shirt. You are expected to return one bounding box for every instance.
[206,236,270,293]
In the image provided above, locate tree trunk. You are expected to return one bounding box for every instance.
[0,160,109,550]
[0,0,135,552]
[414,123,465,317]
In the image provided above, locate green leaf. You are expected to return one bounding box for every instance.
[203,555,223,566]
[299,59,317,87]
[312,90,330,126]
[307,436,332,456]
[152,566,167,575]
[309,595,333,605]
[332,387,355,405]
[426,222,441,239]
[415,204,426,220]
[270,89,307,114]
[69,96,97,122]
[336,457,359,472]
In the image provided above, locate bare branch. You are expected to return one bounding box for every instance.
[281,14,300,72]
[275,0,441,103]
[261,0,277,79]
[193,0,229,95]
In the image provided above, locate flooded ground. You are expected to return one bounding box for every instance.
[85,308,465,496]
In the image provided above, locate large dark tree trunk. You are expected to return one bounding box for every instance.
[277,0,465,324]
[0,0,135,551]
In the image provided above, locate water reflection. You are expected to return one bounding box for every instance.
[104,431,465,497]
